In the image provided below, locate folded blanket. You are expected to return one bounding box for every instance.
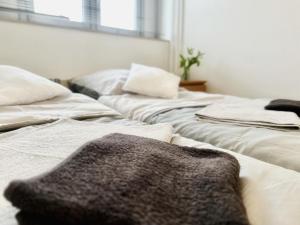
[4,133,249,225]
[265,99,300,117]
[196,103,300,130]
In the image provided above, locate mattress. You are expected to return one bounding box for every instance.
[99,91,300,171]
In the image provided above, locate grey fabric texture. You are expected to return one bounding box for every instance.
[4,133,249,225]
[265,99,300,117]
[68,82,100,100]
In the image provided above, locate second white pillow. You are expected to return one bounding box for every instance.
[123,64,180,99]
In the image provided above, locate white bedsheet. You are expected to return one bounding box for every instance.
[0,93,121,132]
[0,119,299,225]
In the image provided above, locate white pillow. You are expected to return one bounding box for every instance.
[123,64,180,99]
[71,69,129,96]
[0,65,71,106]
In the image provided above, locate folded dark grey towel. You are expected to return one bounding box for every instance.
[265,99,300,117]
[4,133,249,225]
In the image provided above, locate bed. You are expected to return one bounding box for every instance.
[99,91,300,172]
[1,65,299,225]
[68,65,300,171]
[1,115,300,225]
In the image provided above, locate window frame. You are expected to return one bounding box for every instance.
[0,0,163,39]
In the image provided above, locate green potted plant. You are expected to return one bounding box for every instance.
[179,48,204,80]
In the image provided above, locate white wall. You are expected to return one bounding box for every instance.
[0,20,169,79]
[184,0,300,99]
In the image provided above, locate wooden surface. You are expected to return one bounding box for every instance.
[180,80,207,92]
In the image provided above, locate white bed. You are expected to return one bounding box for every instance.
[99,91,300,172]
[1,118,300,225]
[1,66,299,225]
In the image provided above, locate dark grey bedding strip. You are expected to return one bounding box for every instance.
[265,99,300,117]
[68,82,100,100]
[4,133,249,225]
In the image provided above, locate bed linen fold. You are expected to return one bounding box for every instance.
[0,93,121,132]
[99,91,224,121]
[4,133,249,225]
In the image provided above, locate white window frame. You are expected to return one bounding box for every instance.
[0,0,163,39]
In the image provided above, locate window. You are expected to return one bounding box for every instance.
[34,0,83,22]
[100,0,136,31]
[0,0,169,39]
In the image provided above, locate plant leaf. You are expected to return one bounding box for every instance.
[187,48,194,55]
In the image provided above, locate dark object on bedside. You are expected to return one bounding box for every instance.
[265,99,300,117]
[68,82,100,100]
[4,134,249,225]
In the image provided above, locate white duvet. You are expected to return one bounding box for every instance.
[0,119,299,225]
[100,91,224,121]
[99,92,300,171]
[0,93,121,132]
